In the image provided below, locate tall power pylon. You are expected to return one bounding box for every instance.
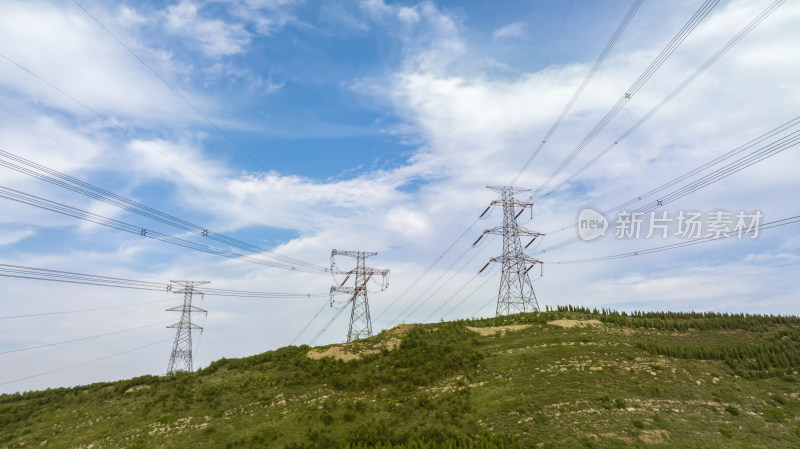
[166,280,209,374]
[329,250,389,342]
[474,186,544,316]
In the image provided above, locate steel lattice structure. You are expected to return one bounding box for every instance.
[329,250,389,342]
[166,280,208,374]
[475,186,544,316]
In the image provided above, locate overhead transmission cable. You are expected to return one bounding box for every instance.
[71,0,270,173]
[308,302,351,346]
[532,124,800,256]
[537,0,789,200]
[0,320,173,355]
[546,216,800,264]
[0,263,167,291]
[510,0,646,185]
[399,238,496,324]
[0,149,328,273]
[0,338,170,387]
[0,52,294,235]
[0,187,334,274]
[543,114,800,237]
[425,263,499,323]
[385,240,485,324]
[472,297,498,318]
[490,0,576,178]
[0,299,178,320]
[456,271,502,319]
[290,300,332,346]
[0,263,324,298]
[528,0,721,200]
[373,219,482,321]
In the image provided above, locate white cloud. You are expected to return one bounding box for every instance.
[0,1,202,124]
[165,1,253,56]
[0,228,34,246]
[162,0,301,55]
[360,0,464,72]
[493,22,526,39]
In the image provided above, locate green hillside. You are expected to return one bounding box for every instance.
[3,307,800,448]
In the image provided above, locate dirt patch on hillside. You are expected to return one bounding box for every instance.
[307,324,413,361]
[639,429,670,444]
[467,324,531,336]
[548,319,602,328]
[307,345,371,361]
[388,323,413,337]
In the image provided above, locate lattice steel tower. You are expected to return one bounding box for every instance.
[475,186,544,315]
[330,250,389,342]
[166,280,208,374]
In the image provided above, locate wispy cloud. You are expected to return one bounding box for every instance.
[165,1,253,56]
[493,22,526,39]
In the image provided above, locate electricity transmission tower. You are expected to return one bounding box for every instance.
[166,280,209,374]
[475,186,544,316]
[329,250,390,342]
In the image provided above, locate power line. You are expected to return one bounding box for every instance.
[71,0,270,173]
[532,123,800,256]
[0,149,328,272]
[452,266,542,321]
[0,187,333,273]
[373,218,482,321]
[0,263,166,290]
[540,0,789,198]
[308,302,350,346]
[0,299,178,320]
[0,338,170,387]
[201,288,323,299]
[0,263,325,299]
[542,114,800,237]
[290,299,331,346]
[0,52,295,240]
[386,240,486,326]
[404,243,490,322]
[473,296,498,318]
[426,264,498,323]
[510,0,645,185]
[0,320,173,355]
[490,0,576,179]
[528,0,721,200]
[546,215,800,264]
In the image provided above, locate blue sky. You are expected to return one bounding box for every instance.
[1,0,799,394]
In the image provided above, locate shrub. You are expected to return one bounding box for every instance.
[765,408,785,423]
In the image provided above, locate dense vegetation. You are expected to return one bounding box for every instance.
[2,307,800,448]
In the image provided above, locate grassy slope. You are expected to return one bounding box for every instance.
[2,308,800,448]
